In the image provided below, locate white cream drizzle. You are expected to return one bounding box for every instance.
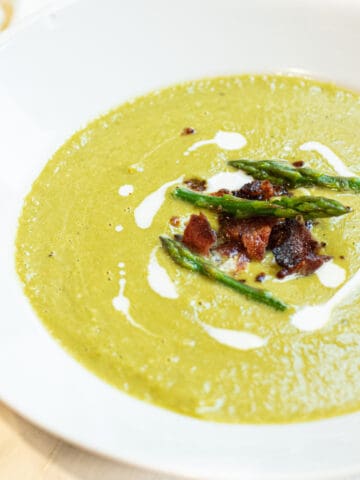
[184,131,247,155]
[190,301,266,350]
[199,322,267,350]
[206,171,252,193]
[115,224,123,232]
[112,262,148,332]
[147,247,178,299]
[291,269,360,332]
[134,176,183,229]
[315,260,346,288]
[118,184,134,196]
[299,141,354,177]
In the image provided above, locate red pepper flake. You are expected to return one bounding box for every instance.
[292,161,305,168]
[255,272,266,283]
[181,127,196,136]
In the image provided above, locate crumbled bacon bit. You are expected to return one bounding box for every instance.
[237,256,249,271]
[269,219,331,278]
[274,184,290,197]
[181,127,196,136]
[216,241,242,257]
[292,160,304,168]
[184,178,207,192]
[219,215,278,261]
[276,256,328,279]
[255,272,266,283]
[215,241,249,271]
[170,216,181,227]
[232,180,289,200]
[210,189,230,197]
[183,213,216,255]
[241,220,277,261]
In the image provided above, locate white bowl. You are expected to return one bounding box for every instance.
[1,0,360,478]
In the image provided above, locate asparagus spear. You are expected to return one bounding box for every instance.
[160,236,287,311]
[173,187,350,219]
[229,159,360,192]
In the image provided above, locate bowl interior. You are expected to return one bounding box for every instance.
[1,0,360,478]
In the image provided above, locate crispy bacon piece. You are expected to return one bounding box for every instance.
[232,180,289,200]
[241,219,277,261]
[269,219,331,278]
[184,178,207,192]
[219,215,278,261]
[182,213,216,255]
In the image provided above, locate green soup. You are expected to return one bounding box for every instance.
[16,75,360,423]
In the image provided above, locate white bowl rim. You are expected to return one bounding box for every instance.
[1,1,360,479]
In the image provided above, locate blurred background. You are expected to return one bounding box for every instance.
[0,0,50,31]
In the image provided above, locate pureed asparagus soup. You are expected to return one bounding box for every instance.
[16,75,360,423]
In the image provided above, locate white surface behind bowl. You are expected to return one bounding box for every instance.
[0,0,360,479]
[13,0,52,21]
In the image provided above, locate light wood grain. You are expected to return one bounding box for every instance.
[0,401,176,480]
[0,0,13,31]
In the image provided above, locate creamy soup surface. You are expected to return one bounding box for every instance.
[16,75,360,423]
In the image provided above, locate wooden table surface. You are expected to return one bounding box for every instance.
[0,402,175,480]
[2,399,359,480]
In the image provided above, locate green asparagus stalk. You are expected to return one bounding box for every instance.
[173,187,350,219]
[160,236,287,311]
[229,159,360,192]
